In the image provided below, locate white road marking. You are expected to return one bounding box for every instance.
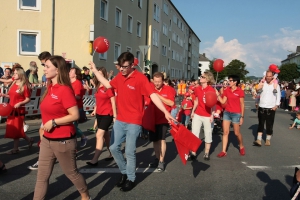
[247,166,271,170]
[79,168,159,174]
[280,165,300,169]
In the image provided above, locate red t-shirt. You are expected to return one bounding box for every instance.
[40,84,77,139]
[95,86,114,116]
[194,85,215,117]
[110,70,154,125]
[8,84,31,114]
[71,79,84,109]
[152,84,175,124]
[181,99,193,115]
[223,87,244,113]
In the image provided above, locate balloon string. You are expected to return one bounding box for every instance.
[92,47,98,57]
[137,64,143,71]
[215,72,219,89]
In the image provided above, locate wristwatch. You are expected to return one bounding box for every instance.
[52,119,57,128]
[240,116,244,118]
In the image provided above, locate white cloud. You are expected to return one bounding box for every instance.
[203,28,300,76]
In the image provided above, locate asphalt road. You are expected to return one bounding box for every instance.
[0,95,299,200]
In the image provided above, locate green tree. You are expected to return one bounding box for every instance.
[225,59,249,81]
[278,63,300,81]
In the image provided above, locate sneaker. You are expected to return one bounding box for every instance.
[203,153,210,161]
[28,161,38,170]
[87,128,96,133]
[157,162,165,172]
[240,147,245,156]
[253,139,262,146]
[23,124,29,132]
[285,109,289,111]
[149,158,159,168]
[115,174,127,187]
[120,180,135,192]
[80,137,88,148]
[265,140,271,146]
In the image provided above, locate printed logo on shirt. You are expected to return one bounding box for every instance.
[233,93,239,96]
[203,93,206,103]
[127,84,135,90]
[161,94,168,97]
[100,89,105,94]
[51,93,58,99]
[16,89,20,93]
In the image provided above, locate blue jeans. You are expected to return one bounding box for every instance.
[110,120,141,182]
[181,114,191,126]
[171,108,178,119]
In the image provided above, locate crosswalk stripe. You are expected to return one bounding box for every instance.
[79,167,160,174]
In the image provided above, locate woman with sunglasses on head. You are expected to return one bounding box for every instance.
[190,71,216,161]
[86,66,116,166]
[219,80,228,95]
[0,67,34,154]
[216,75,245,158]
[33,56,90,200]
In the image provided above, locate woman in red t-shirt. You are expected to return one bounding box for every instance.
[216,75,245,158]
[87,67,117,166]
[191,71,216,161]
[34,56,90,199]
[1,68,34,154]
[69,67,88,147]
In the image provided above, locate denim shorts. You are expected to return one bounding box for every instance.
[223,111,241,124]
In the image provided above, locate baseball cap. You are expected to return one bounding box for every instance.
[185,93,190,97]
[189,86,195,91]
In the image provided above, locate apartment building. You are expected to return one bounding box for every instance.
[147,0,200,80]
[281,46,300,66]
[93,0,147,73]
[0,0,94,78]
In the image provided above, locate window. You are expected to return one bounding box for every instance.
[136,51,141,63]
[168,58,170,68]
[162,45,167,56]
[114,43,121,61]
[126,46,132,52]
[172,33,176,42]
[152,29,159,47]
[19,0,41,10]
[100,0,108,21]
[171,69,174,77]
[162,23,168,36]
[173,15,177,24]
[137,21,142,37]
[172,50,175,60]
[168,39,171,49]
[163,3,169,15]
[99,52,107,60]
[115,8,122,27]
[18,30,40,55]
[153,3,160,22]
[127,15,133,33]
[138,0,142,8]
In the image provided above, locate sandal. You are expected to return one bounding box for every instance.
[6,149,20,155]
[0,164,7,174]
[28,138,34,149]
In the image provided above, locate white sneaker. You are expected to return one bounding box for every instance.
[28,161,38,170]
[285,109,288,111]
[23,124,29,132]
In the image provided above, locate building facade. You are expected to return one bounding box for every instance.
[0,0,94,78]
[198,53,210,76]
[147,0,200,80]
[281,46,300,66]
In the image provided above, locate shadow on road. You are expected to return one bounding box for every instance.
[256,171,290,200]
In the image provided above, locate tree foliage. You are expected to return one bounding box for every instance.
[278,63,300,81]
[208,59,249,82]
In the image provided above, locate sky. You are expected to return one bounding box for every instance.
[171,0,300,76]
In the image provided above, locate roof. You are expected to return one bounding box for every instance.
[199,53,210,62]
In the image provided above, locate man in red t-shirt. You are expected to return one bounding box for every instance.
[89,52,174,192]
[148,72,175,172]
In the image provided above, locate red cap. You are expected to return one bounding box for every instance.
[189,86,194,91]
[185,93,190,97]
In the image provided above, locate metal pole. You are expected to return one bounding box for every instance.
[51,0,55,55]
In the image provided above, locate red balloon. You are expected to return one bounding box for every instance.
[93,36,110,53]
[213,59,224,72]
[0,103,13,116]
[133,58,139,66]
[205,91,217,108]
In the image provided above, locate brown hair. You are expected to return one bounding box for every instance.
[70,67,82,80]
[38,51,51,61]
[153,72,164,80]
[12,63,22,72]
[297,111,300,116]
[203,71,216,85]
[117,52,134,66]
[40,56,73,101]
[93,66,108,90]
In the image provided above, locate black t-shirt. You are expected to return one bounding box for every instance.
[82,74,91,85]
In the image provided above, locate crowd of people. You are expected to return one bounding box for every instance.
[1,50,299,199]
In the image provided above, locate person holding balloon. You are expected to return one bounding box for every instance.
[1,67,34,154]
[190,71,216,161]
[89,52,175,192]
[216,75,245,157]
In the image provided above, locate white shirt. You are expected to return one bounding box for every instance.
[259,82,281,108]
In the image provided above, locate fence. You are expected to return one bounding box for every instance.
[0,86,97,122]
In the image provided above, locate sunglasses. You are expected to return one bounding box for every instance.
[200,75,206,79]
[228,79,234,82]
[120,64,132,69]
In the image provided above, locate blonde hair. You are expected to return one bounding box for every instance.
[203,71,216,85]
[9,68,31,95]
